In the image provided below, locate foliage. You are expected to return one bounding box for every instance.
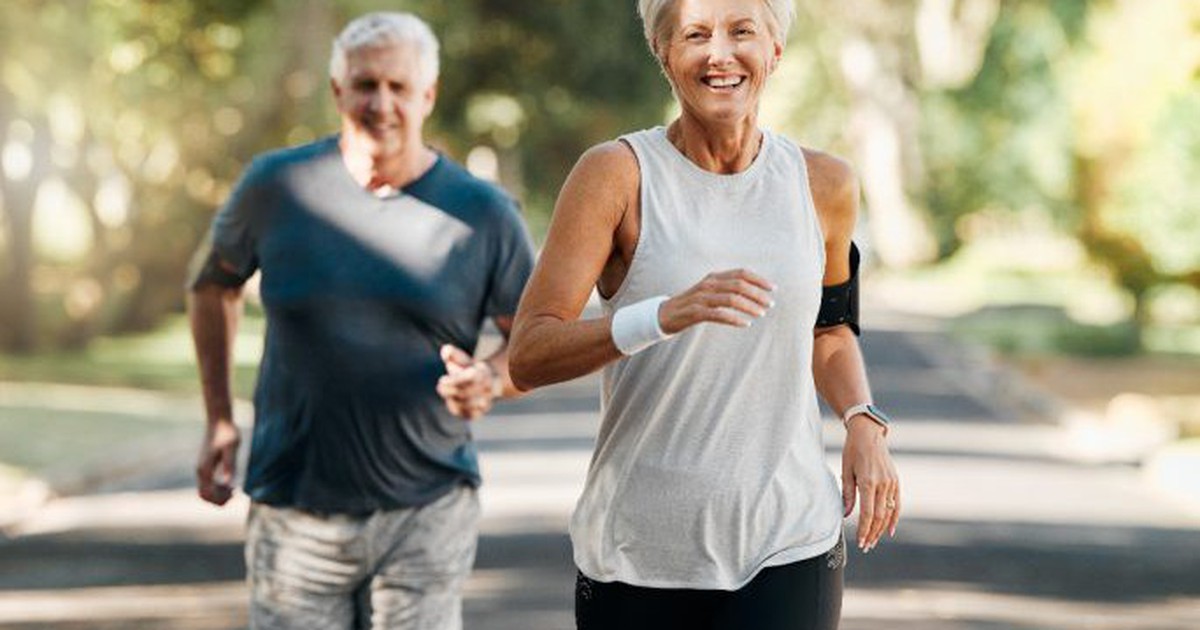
[1112,91,1200,280]
[920,2,1086,256]
[1067,0,1200,326]
[417,0,670,230]
[903,0,1198,340]
[0,0,668,352]
[2,0,1199,354]
[0,0,293,352]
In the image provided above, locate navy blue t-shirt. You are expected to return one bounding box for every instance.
[207,136,534,512]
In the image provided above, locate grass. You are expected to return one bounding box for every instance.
[873,233,1200,358]
[948,305,1142,357]
[0,312,264,397]
[0,312,264,487]
[0,404,197,478]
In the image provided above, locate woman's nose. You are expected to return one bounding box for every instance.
[707,33,736,66]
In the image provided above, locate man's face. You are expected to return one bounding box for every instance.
[332,43,436,160]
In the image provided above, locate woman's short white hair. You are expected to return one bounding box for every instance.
[637,0,795,57]
[329,12,440,88]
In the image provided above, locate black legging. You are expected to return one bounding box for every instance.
[575,537,845,630]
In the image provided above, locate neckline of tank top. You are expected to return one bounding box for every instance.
[651,125,775,191]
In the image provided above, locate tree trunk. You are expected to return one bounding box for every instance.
[839,39,937,268]
[0,115,54,353]
[831,0,1001,268]
[916,0,1001,89]
[57,132,110,350]
[1073,152,1156,350]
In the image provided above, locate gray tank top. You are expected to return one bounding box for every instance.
[570,126,844,590]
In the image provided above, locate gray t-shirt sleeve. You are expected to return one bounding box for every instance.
[484,197,536,318]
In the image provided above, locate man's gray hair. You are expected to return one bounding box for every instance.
[329,12,440,87]
[637,0,795,58]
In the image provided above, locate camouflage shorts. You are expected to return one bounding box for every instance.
[246,485,480,630]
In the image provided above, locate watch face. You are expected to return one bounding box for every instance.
[866,404,891,424]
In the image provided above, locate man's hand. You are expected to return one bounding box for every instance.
[841,418,900,552]
[437,345,500,420]
[197,418,241,506]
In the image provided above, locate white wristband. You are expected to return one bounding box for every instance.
[611,295,672,355]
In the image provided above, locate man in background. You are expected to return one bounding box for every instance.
[187,11,534,629]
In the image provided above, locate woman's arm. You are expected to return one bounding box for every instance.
[508,142,636,391]
[509,141,775,391]
[809,150,872,412]
[806,149,902,553]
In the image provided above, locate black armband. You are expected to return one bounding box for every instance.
[188,249,250,291]
[815,242,860,336]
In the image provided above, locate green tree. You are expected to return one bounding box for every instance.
[920,0,1090,255]
[0,0,668,353]
[418,0,670,229]
[0,0,333,351]
[1069,0,1200,328]
[779,0,1007,267]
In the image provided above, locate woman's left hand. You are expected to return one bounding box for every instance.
[841,418,900,552]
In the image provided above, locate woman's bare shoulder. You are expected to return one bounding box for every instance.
[800,147,859,229]
[557,140,640,219]
[575,139,639,182]
[548,139,641,233]
[801,148,857,205]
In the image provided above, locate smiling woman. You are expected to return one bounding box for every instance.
[639,0,795,58]
[653,0,784,163]
[507,0,902,628]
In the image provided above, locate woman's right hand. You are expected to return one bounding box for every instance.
[659,269,776,334]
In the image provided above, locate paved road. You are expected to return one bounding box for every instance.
[0,315,1197,629]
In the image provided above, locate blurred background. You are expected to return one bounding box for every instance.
[2,0,1200,366]
[0,1,1198,629]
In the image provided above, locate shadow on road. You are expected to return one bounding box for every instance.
[2,517,1196,607]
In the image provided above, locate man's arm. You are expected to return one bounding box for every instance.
[189,279,245,506]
